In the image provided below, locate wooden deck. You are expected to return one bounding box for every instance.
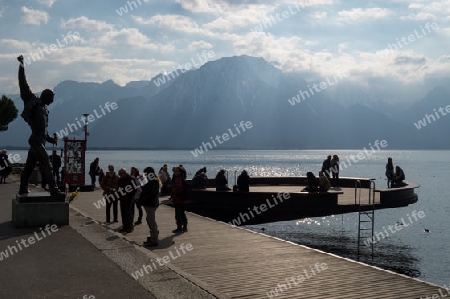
[70,188,440,299]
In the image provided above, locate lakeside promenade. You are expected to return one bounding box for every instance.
[0,176,213,299]
[0,175,445,298]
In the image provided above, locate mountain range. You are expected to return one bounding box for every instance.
[1,55,449,150]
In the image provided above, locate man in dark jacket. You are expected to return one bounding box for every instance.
[50,150,62,185]
[140,167,160,247]
[89,157,100,187]
[117,168,136,234]
[17,55,63,197]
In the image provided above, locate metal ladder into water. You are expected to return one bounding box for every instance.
[355,179,376,260]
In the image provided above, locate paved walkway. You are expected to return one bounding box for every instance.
[70,184,443,299]
[0,175,214,299]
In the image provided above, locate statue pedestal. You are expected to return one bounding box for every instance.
[12,193,69,228]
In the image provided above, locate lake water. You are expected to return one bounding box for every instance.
[11,149,450,287]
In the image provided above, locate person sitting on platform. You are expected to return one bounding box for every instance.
[302,171,319,192]
[385,157,395,187]
[195,167,207,176]
[237,170,250,192]
[215,169,231,191]
[191,167,208,189]
[318,171,330,192]
[391,165,405,187]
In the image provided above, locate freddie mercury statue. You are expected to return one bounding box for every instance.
[17,55,64,197]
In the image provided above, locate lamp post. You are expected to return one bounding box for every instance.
[83,114,90,141]
[82,113,90,187]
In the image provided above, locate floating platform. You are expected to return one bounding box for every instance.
[185,177,419,225]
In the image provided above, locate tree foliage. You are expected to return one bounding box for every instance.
[0,95,19,132]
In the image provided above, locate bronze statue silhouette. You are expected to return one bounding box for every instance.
[17,55,64,197]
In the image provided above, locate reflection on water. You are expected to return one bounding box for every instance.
[245,214,422,279]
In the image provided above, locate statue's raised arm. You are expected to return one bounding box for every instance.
[17,55,36,103]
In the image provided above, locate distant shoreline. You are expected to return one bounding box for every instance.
[2,146,449,151]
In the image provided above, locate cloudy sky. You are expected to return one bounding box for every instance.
[0,0,449,102]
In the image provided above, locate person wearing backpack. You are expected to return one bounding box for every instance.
[171,167,188,233]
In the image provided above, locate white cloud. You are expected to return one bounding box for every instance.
[36,0,56,7]
[0,39,32,50]
[232,32,315,73]
[404,1,450,20]
[0,0,448,101]
[338,8,393,22]
[313,11,327,20]
[439,27,450,35]
[408,3,424,9]
[188,40,213,51]
[175,0,225,14]
[96,28,174,51]
[20,6,49,25]
[400,12,437,21]
[133,14,215,37]
[61,17,114,32]
[215,5,279,30]
[134,14,199,31]
[409,1,450,14]
[298,0,334,4]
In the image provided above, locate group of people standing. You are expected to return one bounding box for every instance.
[98,163,189,247]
